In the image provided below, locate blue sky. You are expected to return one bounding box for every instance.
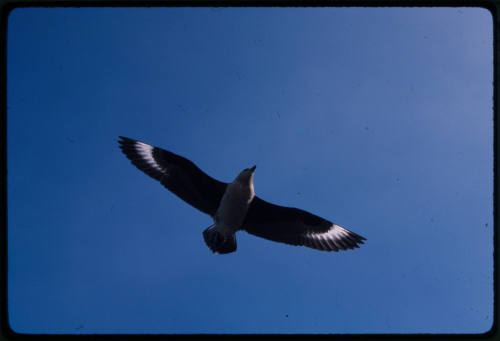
[7,7,493,334]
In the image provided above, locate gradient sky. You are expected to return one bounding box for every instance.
[7,7,493,334]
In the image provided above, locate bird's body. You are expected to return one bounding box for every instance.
[118,136,366,254]
[204,168,256,253]
[215,168,255,232]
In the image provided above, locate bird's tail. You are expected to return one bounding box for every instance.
[203,225,237,254]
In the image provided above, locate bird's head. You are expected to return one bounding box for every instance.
[235,165,256,186]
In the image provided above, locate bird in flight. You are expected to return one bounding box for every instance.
[118,136,366,254]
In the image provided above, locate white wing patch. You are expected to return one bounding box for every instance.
[306,224,352,243]
[134,141,165,173]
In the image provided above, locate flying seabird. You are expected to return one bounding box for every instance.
[118,136,366,254]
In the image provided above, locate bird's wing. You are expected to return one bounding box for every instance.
[242,197,366,251]
[118,136,227,216]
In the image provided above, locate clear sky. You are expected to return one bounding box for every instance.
[7,7,493,334]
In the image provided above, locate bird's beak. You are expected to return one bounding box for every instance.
[250,165,256,172]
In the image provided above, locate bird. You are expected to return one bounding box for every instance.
[118,136,366,254]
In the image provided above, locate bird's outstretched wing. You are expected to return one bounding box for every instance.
[118,136,227,216]
[242,197,366,251]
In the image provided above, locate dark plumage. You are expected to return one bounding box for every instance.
[118,136,366,253]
